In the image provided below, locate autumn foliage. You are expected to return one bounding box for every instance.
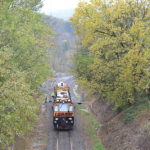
[71,0,150,109]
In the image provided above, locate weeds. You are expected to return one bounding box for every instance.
[77,105,105,150]
[124,97,150,122]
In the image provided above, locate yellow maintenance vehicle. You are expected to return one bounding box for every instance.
[53,82,72,103]
[51,82,74,130]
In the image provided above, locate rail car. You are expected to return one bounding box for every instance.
[52,103,74,130]
[53,82,72,103]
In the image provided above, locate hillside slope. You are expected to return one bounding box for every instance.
[89,98,150,150]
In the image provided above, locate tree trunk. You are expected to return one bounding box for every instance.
[133,88,138,104]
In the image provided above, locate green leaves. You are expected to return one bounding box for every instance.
[0,1,53,149]
[71,0,150,109]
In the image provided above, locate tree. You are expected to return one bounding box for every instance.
[0,0,53,149]
[71,0,150,109]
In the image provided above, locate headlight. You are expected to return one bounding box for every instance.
[55,118,59,120]
[68,99,71,102]
[56,99,59,102]
[68,118,72,120]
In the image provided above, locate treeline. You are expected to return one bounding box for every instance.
[44,16,74,35]
[71,0,150,109]
[0,0,52,149]
[44,16,75,73]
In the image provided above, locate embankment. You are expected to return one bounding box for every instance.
[85,95,150,150]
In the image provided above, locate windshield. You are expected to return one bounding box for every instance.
[54,104,74,112]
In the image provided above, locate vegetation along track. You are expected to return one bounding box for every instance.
[42,74,86,150]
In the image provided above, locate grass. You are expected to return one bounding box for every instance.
[123,97,150,122]
[94,139,105,150]
[77,105,105,150]
[73,86,81,101]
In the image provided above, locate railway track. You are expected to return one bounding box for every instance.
[56,131,73,150]
[43,75,86,150]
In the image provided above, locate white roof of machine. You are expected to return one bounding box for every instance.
[57,90,69,98]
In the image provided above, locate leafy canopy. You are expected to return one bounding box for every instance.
[71,0,150,109]
[0,0,53,149]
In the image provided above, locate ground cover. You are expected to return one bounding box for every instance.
[76,104,105,150]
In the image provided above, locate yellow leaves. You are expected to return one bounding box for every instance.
[0,48,12,65]
[129,20,148,45]
[72,0,150,109]
[91,0,102,6]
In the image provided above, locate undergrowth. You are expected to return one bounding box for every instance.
[123,97,150,122]
[77,105,105,150]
